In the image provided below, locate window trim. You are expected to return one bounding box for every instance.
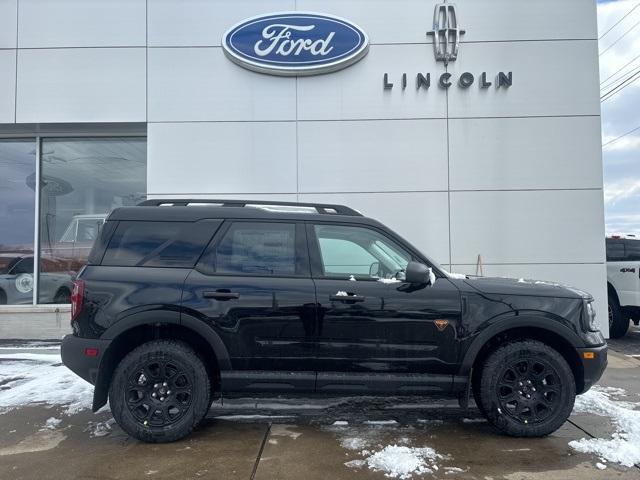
[306,221,424,281]
[195,219,311,279]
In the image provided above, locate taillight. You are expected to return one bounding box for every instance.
[70,279,85,322]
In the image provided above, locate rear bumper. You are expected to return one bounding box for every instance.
[61,334,110,385]
[577,344,608,393]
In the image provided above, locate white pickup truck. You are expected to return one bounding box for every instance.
[606,235,640,338]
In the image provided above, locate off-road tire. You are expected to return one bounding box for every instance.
[608,295,629,339]
[479,340,575,437]
[109,340,210,443]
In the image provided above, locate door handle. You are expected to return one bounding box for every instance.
[203,290,240,300]
[330,294,365,302]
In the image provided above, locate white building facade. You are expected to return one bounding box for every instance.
[0,0,606,338]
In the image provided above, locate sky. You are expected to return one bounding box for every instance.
[597,0,640,235]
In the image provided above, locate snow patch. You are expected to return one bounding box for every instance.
[334,291,348,297]
[43,417,61,430]
[349,275,357,281]
[84,418,116,438]
[428,268,436,286]
[445,272,467,280]
[568,386,640,467]
[378,278,402,284]
[332,420,349,426]
[0,351,94,415]
[461,417,487,424]
[364,419,398,425]
[347,444,446,479]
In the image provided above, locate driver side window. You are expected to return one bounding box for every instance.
[313,224,411,280]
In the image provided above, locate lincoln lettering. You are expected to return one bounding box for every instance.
[254,24,335,57]
[383,71,513,90]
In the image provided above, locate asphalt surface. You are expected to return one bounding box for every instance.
[0,332,639,480]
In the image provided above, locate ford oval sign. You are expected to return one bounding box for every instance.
[222,12,369,76]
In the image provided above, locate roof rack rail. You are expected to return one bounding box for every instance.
[137,199,363,216]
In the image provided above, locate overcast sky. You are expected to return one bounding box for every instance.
[598,0,640,235]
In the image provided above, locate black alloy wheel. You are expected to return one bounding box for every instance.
[126,358,194,427]
[109,340,210,443]
[479,340,575,437]
[495,358,561,425]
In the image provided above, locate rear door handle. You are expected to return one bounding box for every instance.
[330,294,365,302]
[203,290,240,300]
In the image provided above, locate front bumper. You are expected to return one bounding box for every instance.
[576,344,608,393]
[61,334,110,385]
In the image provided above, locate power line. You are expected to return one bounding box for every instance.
[599,2,640,40]
[601,63,640,93]
[601,69,640,102]
[602,124,640,148]
[600,52,640,86]
[599,18,640,56]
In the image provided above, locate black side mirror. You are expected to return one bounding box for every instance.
[405,261,434,285]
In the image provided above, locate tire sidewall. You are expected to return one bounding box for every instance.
[480,341,575,437]
[109,341,210,443]
[608,296,629,338]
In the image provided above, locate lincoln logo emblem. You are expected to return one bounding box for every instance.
[427,2,465,65]
[435,319,449,331]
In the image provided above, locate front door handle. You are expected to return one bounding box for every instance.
[203,290,240,300]
[330,294,365,302]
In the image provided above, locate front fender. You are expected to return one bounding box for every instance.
[458,312,586,376]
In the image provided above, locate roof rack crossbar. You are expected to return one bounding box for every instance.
[138,199,362,216]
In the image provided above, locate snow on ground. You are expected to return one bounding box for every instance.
[0,350,94,415]
[569,386,640,467]
[346,445,447,479]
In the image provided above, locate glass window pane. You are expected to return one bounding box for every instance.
[39,137,146,303]
[215,222,297,276]
[102,221,215,268]
[625,239,640,261]
[0,139,36,305]
[313,224,411,279]
[606,238,625,261]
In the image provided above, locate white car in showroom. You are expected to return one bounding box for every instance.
[0,253,73,304]
[606,235,640,338]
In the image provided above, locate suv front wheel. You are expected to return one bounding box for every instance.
[479,340,575,437]
[109,340,211,443]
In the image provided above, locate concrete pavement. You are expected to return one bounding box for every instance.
[0,341,639,479]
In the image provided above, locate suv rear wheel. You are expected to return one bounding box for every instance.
[479,340,575,437]
[608,294,629,339]
[109,340,210,443]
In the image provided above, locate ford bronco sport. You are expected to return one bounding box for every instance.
[62,199,607,443]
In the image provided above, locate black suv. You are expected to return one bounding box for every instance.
[62,199,607,443]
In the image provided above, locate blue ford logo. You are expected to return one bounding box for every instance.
[222,12,369,76]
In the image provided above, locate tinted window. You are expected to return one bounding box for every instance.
[215,222,297,276]
[313,224,411,279]
[606,239,625,261]
[625,239,640,261]
[103,221,217,267]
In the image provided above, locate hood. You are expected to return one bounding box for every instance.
[460,276,592,300]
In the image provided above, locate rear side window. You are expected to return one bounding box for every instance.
[625,239,640,261]
[606,239,625,261]
[102,220,219,267]
[214,222,300,276]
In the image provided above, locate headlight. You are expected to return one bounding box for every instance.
[583,300,598,332]
[15,273,34,294]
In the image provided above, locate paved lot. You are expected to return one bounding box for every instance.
[0,334,639,480]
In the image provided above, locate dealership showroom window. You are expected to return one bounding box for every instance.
[0,137,146,305]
